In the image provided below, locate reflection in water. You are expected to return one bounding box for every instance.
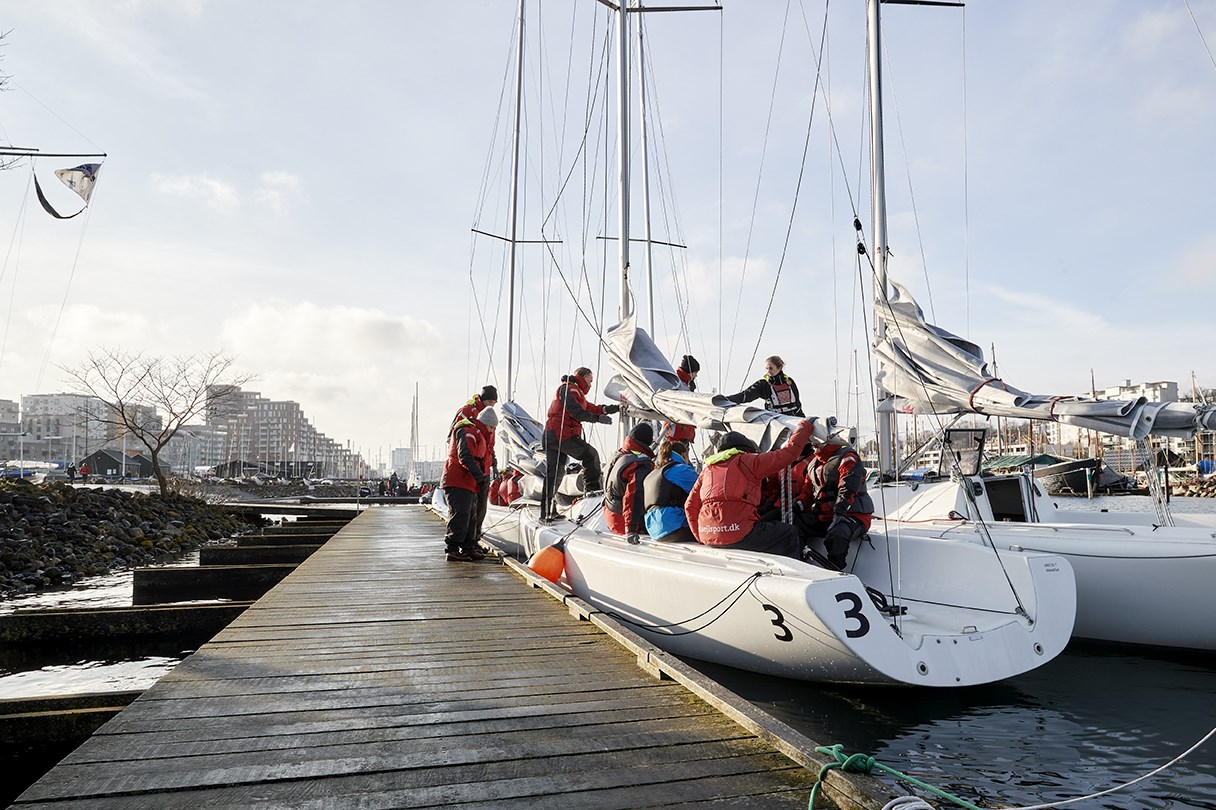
[0,638,194,698]
[691,645,1216,809]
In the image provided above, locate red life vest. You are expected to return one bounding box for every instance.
[685,422,812,545]
[604,438,656,534]
[500,470,523,504]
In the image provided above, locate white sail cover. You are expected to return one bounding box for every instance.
[875,280,1216,439]
[602,314,829,452]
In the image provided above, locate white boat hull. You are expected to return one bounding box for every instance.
[881,477,1216,650]
[479,500,1075,687]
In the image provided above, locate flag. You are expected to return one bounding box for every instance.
[55,163,102,203]
[34,163,102,219]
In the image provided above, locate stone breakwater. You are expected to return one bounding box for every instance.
[0,481,264,598]
[1169,478,1216,498]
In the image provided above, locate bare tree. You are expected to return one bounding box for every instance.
[61,348,254,496]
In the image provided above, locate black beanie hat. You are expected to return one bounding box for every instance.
[480,385,499,402]
[717,431,758,454]
[680,355,700,374]
[630,422,655,446]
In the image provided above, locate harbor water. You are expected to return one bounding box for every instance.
[697,494,1216,809]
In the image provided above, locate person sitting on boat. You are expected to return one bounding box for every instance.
[684,420,815,559]
[604,423,657,535]
[662,354,701,445]
[541,367,621,519]
[758,438,814,522]
[724,355,804,417]
[644,439,699,543]
[496,467,523,505]
[795,436,874,571]
[440,407,498,562]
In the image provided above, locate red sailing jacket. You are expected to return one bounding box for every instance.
[797,443,875,529]
[663,367,697,443]
[604,437,657,534]
[685,421,814,546]
[440,419,489,494]
[544,375,605,442]
[451,395,496,459]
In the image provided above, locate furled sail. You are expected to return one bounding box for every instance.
[602,313,829,451]
[875,280,1216,439]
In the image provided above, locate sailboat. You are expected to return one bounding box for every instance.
[446,0,1078,687]
[830,6,1216,652]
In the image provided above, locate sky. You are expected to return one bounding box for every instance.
[0,1,1215,468]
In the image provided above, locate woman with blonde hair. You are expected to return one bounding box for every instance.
[725,355,803,417]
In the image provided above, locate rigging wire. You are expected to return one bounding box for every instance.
[739,2,832,386]
[724,0,793,390]
[0,166,32,379]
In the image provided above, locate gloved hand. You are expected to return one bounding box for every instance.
[598,414,613,425]
[602,403,621,415]
[793,501,804,514]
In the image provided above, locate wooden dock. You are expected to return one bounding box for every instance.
[12,507,897,809]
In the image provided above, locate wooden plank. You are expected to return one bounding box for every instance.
[14,507,895,809]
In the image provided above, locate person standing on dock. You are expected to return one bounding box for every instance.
[440,408,497,562]
[685,420,815,559]
[541,367,620,519]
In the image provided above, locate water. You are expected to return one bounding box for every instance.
[1059,493,1213,515]
[691,492,1216,809]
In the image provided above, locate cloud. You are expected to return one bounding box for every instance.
[151,173,239,211]
[11,1,209,102]
[217,302,447,449]
[252,171,305,214]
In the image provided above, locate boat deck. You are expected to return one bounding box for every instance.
[13,506,895,809]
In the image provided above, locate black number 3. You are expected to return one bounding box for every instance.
[835,592,871,638]
[762,604,794,642]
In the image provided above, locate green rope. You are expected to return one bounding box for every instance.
[807,744,985,810]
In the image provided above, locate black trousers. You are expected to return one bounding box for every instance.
[718,520,801,560]
[474,487,489,542]
[797,513,866,569]
[542,432,603,512]
[444,487,478,553]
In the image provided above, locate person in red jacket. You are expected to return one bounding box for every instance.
[604,423,656,535]
[541,367,620,519]
[451,385,498,427]
[662,354,700,445]
[795,439,875,571]
[440,408,496,562]
[499,468,523,505]
[758,440,813,522]
[685,420,815,559]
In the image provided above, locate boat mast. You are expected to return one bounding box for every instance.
[867,0,896,476]
[616,0,632,324]
[638,14,656,333]
[505,0,526,402]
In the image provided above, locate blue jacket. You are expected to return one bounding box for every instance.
[643,453,699,539]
